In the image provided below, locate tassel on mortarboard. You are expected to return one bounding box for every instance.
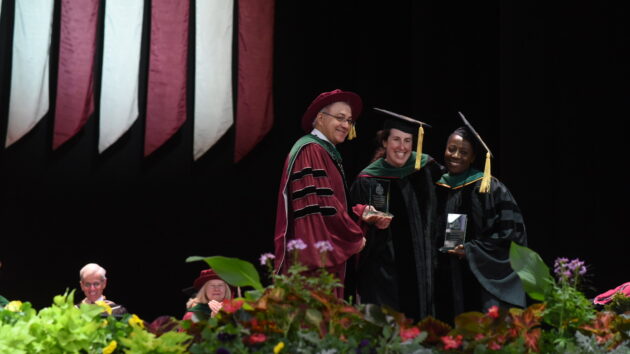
[458,111,493,194]
[479,151,491,193]
[414,125,424,170]
[348,124,357,140]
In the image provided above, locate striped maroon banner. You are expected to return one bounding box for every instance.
[144,0,189,156]
[234,0,275,162]
[52,0,99,149]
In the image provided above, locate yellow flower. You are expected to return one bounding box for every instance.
[273,341,285,353]
[102,340,117,354]
[95,300,113,315]
[5,301,22,312]
[128,314,145,328]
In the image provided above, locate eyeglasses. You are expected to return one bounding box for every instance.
[320,111,355,126]
[81,281,102,288]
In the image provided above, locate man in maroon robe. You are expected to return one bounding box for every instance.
[274,89,390,297]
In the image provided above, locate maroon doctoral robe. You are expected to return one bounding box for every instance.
[274,134,365,297]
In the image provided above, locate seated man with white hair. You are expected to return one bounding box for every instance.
[78,263,127,316]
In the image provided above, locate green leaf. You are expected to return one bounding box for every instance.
[186,256,263,290]
[304,308,323,329]
[244,289,263,302]
[509,242,553,301]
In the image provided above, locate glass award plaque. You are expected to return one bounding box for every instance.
[440,213,467,253]
[367,179,393,218]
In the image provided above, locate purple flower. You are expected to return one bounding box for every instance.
[315,240,333,253]
[216,348,231,354]
[259,253,275,266]
[579,266,587,275]
[554,257,589,283]
[568,259,584,271]
[287,238,307,251]
[554,257,568,269]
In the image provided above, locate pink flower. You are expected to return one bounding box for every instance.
[287,239,307,251]
[259,253,275,266]
[474,333,486,341]
[314,240,333,253]
[244,333,267,346]
[486,305,500,319]
[399,326,422,342]
[441,335,463,350]
[221,299,244,314]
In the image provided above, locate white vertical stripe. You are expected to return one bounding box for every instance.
[5,0,54,147]
[98,0,143,153]
[194,0,234,160]
[0,0,3,19]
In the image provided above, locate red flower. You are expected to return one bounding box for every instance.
[524,328,541,352]
[400,326,422,342]
[244,333,267,346]
[222,299,244,314]
[441,335,463,350]
[474,333,486,341]
[486,305,500,319]
[488,341,502,350]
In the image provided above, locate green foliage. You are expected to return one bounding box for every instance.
[187,255,264,291]
[118,325,191,353]
[0,290,191,353]
[0,291,111,353]
[2,244,629,353]
[605,293,630,315]
[510,241,553,301]
[183,249,430,353]
[543,280,596,338]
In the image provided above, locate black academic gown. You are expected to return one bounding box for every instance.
[435,169,527,321]
[349,153,443,321]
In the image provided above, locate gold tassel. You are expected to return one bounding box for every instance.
[348,124,357,140]
[414,125,424,170]
[479,151,492,193]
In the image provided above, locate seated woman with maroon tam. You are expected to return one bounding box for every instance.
[183,269,232,322]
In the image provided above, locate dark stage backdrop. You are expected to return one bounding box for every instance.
[1,1,628,321]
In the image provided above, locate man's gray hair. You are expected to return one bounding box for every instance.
[79,263,107,281]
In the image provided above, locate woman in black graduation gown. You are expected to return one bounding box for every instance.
[349,115,443,321]
[435,126,527,322]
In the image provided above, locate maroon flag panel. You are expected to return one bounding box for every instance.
[234,0,275,162]
[52,0,99,149]
[144,0,189,156]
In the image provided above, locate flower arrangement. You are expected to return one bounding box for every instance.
[184,239,432,353]
[182,241,630,353]
[2,241,629,353]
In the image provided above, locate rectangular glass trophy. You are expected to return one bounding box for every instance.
[440,213,467,252]
[367,179,393,218]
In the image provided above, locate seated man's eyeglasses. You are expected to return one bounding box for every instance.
[82,281,102,288]
[320,111,354,126]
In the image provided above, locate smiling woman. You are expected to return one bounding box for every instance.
[434,126,527,322]
[182,269,232,322]
[349,114,444,321]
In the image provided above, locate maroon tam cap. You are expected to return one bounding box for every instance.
[301,89,363,132]
[193,269,222,290]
